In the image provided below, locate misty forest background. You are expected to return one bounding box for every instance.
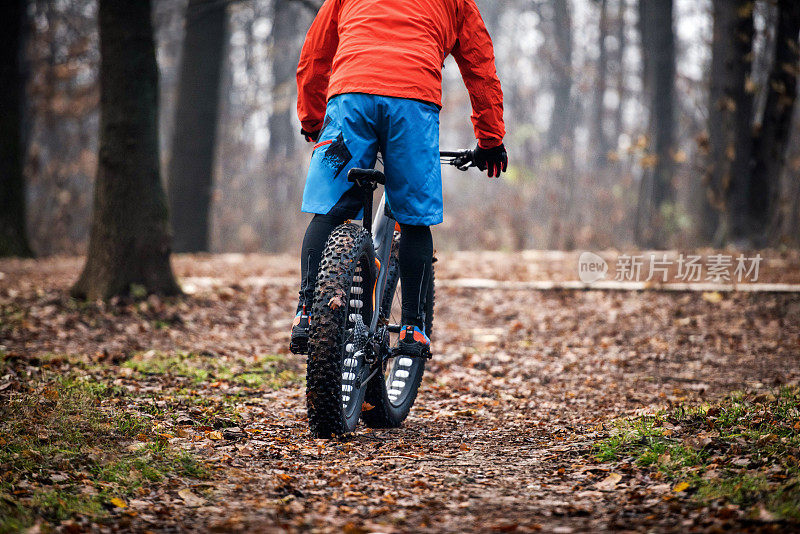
[3,0,800,264]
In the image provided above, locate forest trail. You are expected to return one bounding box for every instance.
[2,253,799,532]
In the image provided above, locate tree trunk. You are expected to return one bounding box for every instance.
[592,0,610,164]
[702,0,755,245]
[547,0,573,150]
[635,0,676,248]
[72,0,180,300]
[613,0,627,142]
[0,0,32,257]
[752,1,779,123]
[779,94,800,246]
[544,0,577,249]
[263,0,311,252]
[167,0,228,253]
[636,0,649,95]
[269,0,304,159]
[749,0,800,243]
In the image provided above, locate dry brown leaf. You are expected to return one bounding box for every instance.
[342,523,369,534]
[595,472,622,490]
[177,488,206,507]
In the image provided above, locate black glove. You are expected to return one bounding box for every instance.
[300,127,320,143]
[473,143,508,178]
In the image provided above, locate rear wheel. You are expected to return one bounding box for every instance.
[306,223,376,438]
[362,233,434,428]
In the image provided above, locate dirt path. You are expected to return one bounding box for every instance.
[2,253,799,532]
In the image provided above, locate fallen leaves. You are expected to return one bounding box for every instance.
[594,473,623,491]
[672,481,690,493]
[108,497,127,509]
[2,253,799,532]
[177,488,206,507]
[701,291,723,304]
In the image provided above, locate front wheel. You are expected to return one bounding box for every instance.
[362,233,434,428]
[306,223,376,438]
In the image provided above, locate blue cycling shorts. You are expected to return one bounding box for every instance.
[301,93,443,226]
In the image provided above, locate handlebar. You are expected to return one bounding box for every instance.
[349,151,477,186]
[440,149,476,171]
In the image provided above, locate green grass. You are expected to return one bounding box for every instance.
[123,351,303,389]
[592,386,800,522]
[0,377,207,532]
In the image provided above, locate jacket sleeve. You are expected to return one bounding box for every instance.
[451,0,505,148]
[296,0,341,132]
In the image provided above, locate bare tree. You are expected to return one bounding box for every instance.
[269,0,322,158]
[0,0,32,257]
[749,0,800,244]
[261,0,314,251]
[269,0,304,160]
[612,0,627,142]
[635,0,676,248]
[167,0,229,252]
[543,0,578,250]
[73,0,179,299]
[702,0,755,245]
[592,0,610,163]
[548,0,574,151]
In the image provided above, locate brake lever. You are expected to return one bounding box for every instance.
[453,157,475,171]
[441,150,476,172]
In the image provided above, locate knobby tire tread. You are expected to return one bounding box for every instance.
[306,223,374,438]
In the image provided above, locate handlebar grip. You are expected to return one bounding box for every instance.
[347,168,386,185]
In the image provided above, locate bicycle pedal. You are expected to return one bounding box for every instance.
[289,338,309,355]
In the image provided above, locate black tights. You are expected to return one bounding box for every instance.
[398,224,432,330]
[298,214,344,312]
[298,214,432,330]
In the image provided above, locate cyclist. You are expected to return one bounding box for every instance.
[290,0,508,358]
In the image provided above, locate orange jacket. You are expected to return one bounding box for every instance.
[296,0,505,148]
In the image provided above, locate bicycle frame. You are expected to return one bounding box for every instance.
[349,148,474,339]
[370,193,395,332]
[345,169,395,334]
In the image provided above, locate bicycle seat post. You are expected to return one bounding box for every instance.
[361,182,374,235]
[347,168,385,235]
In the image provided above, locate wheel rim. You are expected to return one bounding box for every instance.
[341,255,370,419]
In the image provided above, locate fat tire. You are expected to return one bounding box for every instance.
[362,237,435,428]
[306,223,375,438]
